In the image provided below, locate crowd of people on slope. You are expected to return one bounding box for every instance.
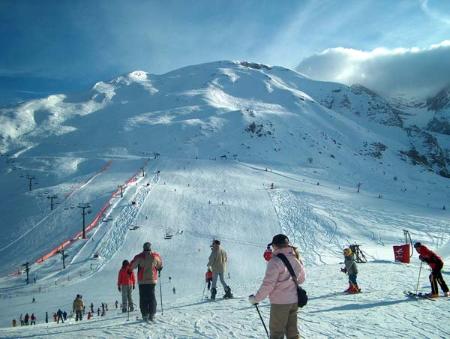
[11,296,113,327]
[11,233,448,339]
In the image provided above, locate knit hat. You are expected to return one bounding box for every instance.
[414,242,422,249]
[269,234,289,247]
[143,242,151,251]
[122,260,129,266]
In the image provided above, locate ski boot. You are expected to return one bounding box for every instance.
[224,286,233,299]
[211,287,217,301]
[344,283,352,293]
[348,284,361,294]
[424,293,439,298]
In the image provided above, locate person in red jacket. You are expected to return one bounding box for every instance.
[118,260,136,312]
[129,242,163,322]
[414,242,449,297]
[205,269,213,290]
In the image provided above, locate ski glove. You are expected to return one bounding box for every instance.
[133,285,135,290]
[248,295,258,305]
[340,268,347,273]
[118,286,121,292]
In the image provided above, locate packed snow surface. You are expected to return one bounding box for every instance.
[0,61,449,338]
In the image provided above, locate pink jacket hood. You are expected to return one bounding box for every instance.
[254,247,306,304]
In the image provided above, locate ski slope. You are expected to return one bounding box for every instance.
[0,61,449,338]
[0,158,449,338]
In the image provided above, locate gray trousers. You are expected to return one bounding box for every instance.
[121,285,134,311]
[211,272,228,290]
[269,303,299,339]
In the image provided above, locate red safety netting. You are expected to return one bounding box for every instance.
[35,160,148,264]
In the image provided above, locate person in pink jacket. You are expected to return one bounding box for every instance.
[249,234,306,339]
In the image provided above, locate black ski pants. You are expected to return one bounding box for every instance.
[430,269,449,295]
[75,310,83,321]
[138,284,157,318]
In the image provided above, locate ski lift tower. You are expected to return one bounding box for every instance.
[78,203,92,239]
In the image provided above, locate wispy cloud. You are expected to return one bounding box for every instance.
[420,0,450,25]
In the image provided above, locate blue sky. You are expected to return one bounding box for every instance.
[1,0,450,101]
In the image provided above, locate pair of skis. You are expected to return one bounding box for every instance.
[404,291,436,301]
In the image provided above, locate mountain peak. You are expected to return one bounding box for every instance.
[426,84,450,111]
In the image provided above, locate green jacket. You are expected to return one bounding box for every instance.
[344,254,358,275]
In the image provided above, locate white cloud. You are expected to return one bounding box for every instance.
[296,40,450,98]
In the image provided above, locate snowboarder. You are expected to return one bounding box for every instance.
[118,259,136,312]
[207,240,232,300]
[73,294,84,321]
[205,269,213,290]
[414,242,449,298]
[341,247,360,293]
[129,242,163,322]
[30,313,36,325]
[249,234,306,339]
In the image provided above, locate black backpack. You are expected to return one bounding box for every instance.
[277,254,308,307]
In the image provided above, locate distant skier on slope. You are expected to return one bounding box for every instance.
[249,234,306,339]
[73,295,84,321]
[414,242,449,298]
[341,247,360,293]
[129,242,163,322]
[207,240,232,300]
[118,259,136,312]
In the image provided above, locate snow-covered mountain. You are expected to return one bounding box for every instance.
[0,61,449,337]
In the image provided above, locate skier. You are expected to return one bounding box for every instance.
[19,314,23,326]
[118,259,136,312]
[73,294,84,321]
[30,314,36,325]
[90,302,94,313]
[205,268,213,290]
[12,319,16,327]
[24,313,29,325]
[56,309,63,323]
[341,247,360,293]
[62,311,67,321]
[249,234,306,339]
[414,242,449,297]
[115,300,119,309]
[87,311,92,320]
[207,240,232,300]
[129,242,163,322]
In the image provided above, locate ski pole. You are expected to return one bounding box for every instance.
[415,261,423,295]
[158,270,164,315]
[254,304,269,338]
[201,282,207,301]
